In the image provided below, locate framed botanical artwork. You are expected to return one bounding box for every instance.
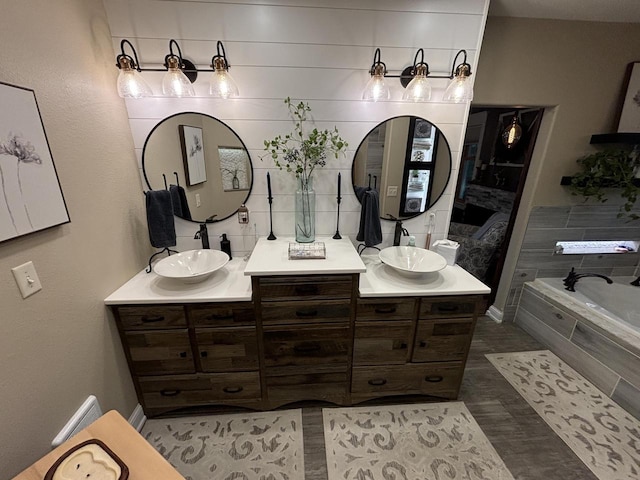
[218,146,250,191]
[617,61,640,133]
[0,81,70,243]
[178,125,206,185]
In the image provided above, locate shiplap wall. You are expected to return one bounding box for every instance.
[103,0,490,256]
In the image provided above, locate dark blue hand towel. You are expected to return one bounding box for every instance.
[355,186,383,246]
[145,190,176,248]
[169,184,192,220]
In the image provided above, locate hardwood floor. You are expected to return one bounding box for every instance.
[298,316,598,480]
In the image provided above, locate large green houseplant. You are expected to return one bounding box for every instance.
[569,148,640,220]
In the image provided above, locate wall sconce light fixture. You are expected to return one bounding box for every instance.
[362,48,473,103]
[115,39,239,99]
[502,114,522,149]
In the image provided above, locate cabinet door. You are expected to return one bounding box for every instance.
[353,321,412,365]
[124,329,195,375]
[195,327,259,372]
[263,324,349,369]
[412,318,474,362]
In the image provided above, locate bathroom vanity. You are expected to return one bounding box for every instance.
[105,238,489,417]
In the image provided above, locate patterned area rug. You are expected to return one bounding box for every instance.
[487,350,640,480]
[142,409,304,480]
[323,402,514,480]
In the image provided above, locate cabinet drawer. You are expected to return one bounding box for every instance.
[266,371,347,406]
[353,321,412,365]
[412,318,474,363]
[139,372,261,410]
[261,300,351,326]
[351,362,463,398]
[188,303,255,327]
[195,327,259,372]
[419,297,482,319]
[124,329,195,376]
[356,298,416,321]
[263,325,349,368]
[257,275,353,301]
[116,306,186,330]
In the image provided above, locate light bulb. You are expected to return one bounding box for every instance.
[362,64,390,102]
[209,58,239,98]
[402,64,431,102]
[502,116,522,149]
[443,72,473,103]
[162,56,195,97]
[116,57,152,98]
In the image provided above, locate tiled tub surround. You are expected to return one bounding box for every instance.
[514,277,640,419]
[503,205,640,321]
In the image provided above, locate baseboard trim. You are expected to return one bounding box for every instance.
[486,305,503,323]
[128,404,147,432]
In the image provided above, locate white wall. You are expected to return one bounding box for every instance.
[0,0,147,476]
[103,0,490,254]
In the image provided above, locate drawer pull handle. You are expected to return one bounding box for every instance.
[179,351,188,358]
[141,315,165,323]
[206,313,234,320]
[296,309,319,317]
[399,342,408,349]
[294,344,322,354]
[424,375,444,383]
[419,341,427,348]
[555,313,563,319]
[223,386,244,394]
[437,305,459,312]
[295,285,319,295]
[374,306,397,314]
[160,389,181,396]
[368,378,387,386]
[200,351,208,358]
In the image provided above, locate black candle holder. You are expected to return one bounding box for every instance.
[333,174,342,240]
[267,192,276,240]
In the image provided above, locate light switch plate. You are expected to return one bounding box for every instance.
[11,261,42,298]
[387,186,398,197]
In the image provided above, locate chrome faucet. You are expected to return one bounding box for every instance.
[393,220,410,246]
[194,223,210,249]
[563,267,613,292]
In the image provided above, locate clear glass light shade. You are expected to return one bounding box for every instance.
[362,74,390,102]
[162,66,195,97]
[116,69,153,98]
[443,75,473,103]
[209,70,239,98]
[502,118,522,149]
[402,74,431,102]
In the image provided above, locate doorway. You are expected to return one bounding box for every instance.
[449,106,544,303]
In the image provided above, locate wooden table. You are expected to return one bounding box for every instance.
[12,410,184,480]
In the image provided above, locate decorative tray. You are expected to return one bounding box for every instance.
[288,242,326,259]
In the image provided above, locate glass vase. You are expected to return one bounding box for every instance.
[295,176,315,243]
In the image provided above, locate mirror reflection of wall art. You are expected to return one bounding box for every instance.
[219,147,250,191]
[0,82,70,243]
[617,62,640,133]
[179,125,207,185]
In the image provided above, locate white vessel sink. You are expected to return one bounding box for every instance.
[379,246,447,278]
[153,249,229,283]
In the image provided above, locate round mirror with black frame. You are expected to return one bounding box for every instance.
[352,116,452,220]
[142,112,253,223]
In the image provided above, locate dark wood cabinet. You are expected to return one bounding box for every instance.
[111,278,484,416]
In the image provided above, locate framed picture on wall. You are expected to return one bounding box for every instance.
[219,147,250,191]
[0,81,70,243]
[178,125,207,185]
[617,62,640,133]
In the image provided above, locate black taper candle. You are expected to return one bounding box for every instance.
[267,171,276,240]
[337,172,341,199]
[267,171,273,199]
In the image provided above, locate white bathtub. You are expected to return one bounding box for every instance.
[536,276,640,339]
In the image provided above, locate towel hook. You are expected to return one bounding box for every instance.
[162,174,168,190]
[173,171,179,186]
[368,174,372,188]
[373,175,377,189]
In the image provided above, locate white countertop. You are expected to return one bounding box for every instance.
[104,257,252,305]
[358,255,491,297]
[243,236,366,276]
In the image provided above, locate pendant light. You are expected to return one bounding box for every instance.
[162,40,196,97]
[402,49,431,102]
[362,48,390,102]
[209,41,239,98]
[115,40,152,98]
[502,114,522,149]
[442,50,473,103]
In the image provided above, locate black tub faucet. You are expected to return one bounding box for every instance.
[631,276,640,286]
[563,267,613,292]
[393,220,410,246]
[194,223,210,249]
